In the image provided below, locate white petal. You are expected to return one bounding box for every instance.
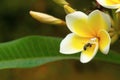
[88,10,111,34]
[97,0,120,9]
[98,30,111,54]
[60,33,90,54]
[66,11,93,37]
[80,38,98,63]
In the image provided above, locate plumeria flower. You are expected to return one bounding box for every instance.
[96,0,120,12]
[60,10,111,63]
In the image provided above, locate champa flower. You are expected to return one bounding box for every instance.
[60,10,111,63]
[96,0,120,12]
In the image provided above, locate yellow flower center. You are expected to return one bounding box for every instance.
[83,38,98,51]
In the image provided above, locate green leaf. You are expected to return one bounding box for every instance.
[0,36,119,69]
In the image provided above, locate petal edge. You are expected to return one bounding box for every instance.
[98,30,111,54]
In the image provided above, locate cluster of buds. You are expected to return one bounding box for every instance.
[30,0,120,63]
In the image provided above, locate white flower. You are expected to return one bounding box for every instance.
[60,10,111,63]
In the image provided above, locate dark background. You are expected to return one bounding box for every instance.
[0,0,94,42]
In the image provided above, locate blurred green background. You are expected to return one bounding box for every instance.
[0,0,120,80]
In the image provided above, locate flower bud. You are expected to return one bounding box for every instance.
[111,34,119,44]
[52,0,69,6]
[30,11,65,26]
[64,5,75,14]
